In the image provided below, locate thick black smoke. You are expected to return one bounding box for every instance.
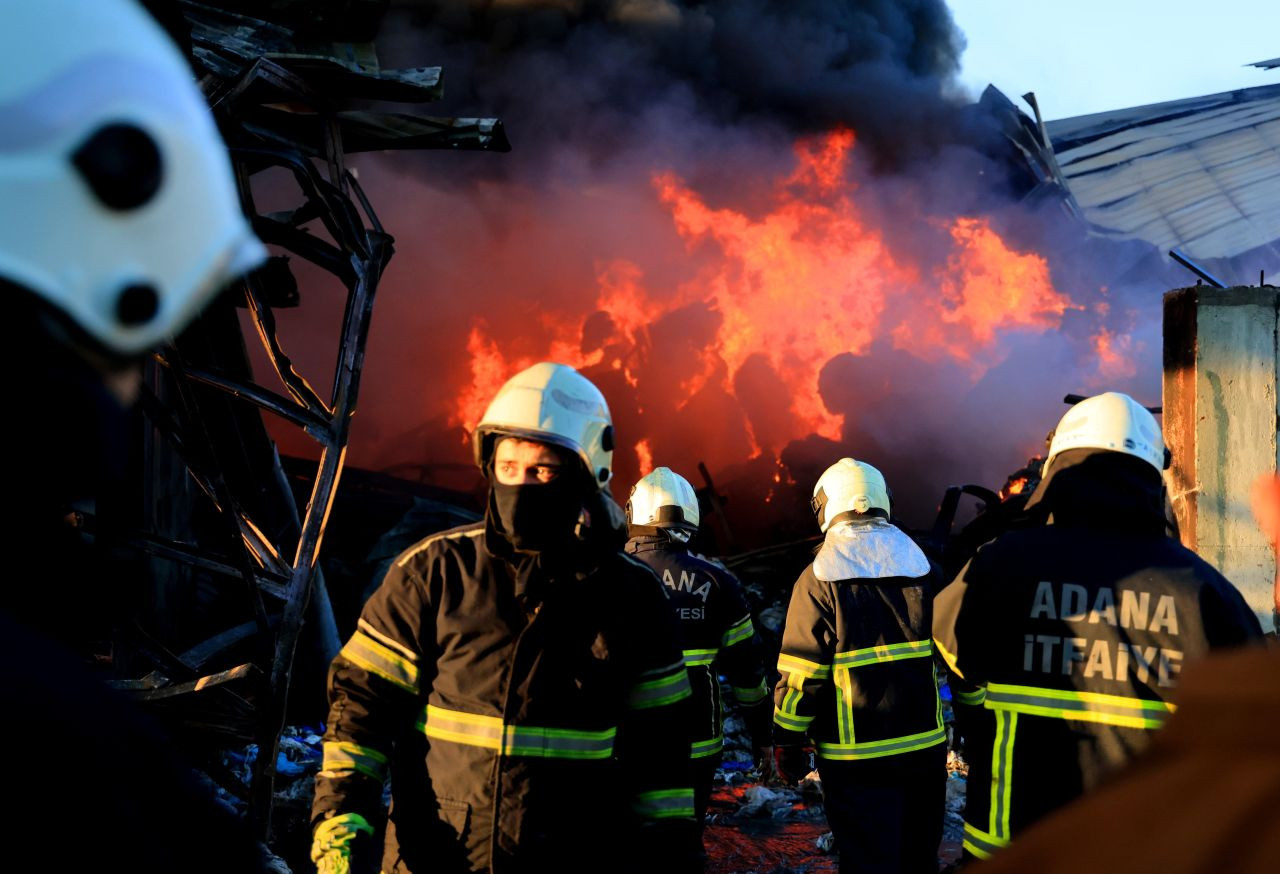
[382,0,990,169]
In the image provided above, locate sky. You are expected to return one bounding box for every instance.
[948,0,1278,120]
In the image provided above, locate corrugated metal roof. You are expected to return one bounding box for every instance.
[1044,85,1280,262]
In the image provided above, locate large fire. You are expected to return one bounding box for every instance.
[453,130,1086,484]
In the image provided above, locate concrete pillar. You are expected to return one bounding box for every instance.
[1163,285,1279,630]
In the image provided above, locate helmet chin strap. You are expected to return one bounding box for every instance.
[626,523,693,543]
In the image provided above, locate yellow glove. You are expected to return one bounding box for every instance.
[311,812,374,874]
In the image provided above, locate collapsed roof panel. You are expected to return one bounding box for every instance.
[1044,84,1280,262]
[184,0,443,102]
[242,107,510,154]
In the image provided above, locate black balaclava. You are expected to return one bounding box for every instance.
[1023,447,1167,535]
[490,474,586,554]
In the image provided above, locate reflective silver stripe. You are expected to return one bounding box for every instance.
[691,735,723,758]
[733,680,769,705]
[321,741,388,781]
[395,526,482,568]
[816,725,947,760]
[683,648,718,667]
[420,705,616,759]
[356,618,417,662]
[340,629,419,693]
[633,788,696,820]
[833,639,932,668]
[629,664,692,710]
[986,683,1174,729]
[963,821,1009,860]
[721,615,754,648]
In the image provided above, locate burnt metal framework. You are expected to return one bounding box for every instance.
[122,3,508,837]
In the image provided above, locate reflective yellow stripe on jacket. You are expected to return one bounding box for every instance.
[320,741,389,782]
[419,705,616,759]
[629,660,693,710]
[691,736,723,759]
[816,725,948,760]
[339,620,420,694]
[829,640,943,755]
[682,648,718,667]
[988,709,1017,848]
[733,679,769,705]
[985,683,1175,729]
[833,639,933,669]
[774,653,831,732]
[633,788,696,820]
[721,614,754,648]
[962,821,1010,861]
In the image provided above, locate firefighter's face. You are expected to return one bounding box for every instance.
[494,438,565,486]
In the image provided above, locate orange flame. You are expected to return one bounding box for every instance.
[635,438,654,476]
[654,128,908,440]
[1093,328,1138,382]
[453,128,1085,482]
[458,326,511,434]
[1000,476,1030,500]
[892,218,1075,361]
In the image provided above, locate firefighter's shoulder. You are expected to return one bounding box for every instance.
[683,550,743,589]
[614,549,682,601]
[960,524,1061,573]
[392,520,485,572]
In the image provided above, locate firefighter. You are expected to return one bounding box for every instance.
[624,466,773,848]
[2,1,269,871]
[312,362,699,874]
[957,476,1280,874]
[932,391,1264,862]
[773,458,947,874]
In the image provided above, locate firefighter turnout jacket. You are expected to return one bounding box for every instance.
[774,518,946,763]
[932,452,1264,860]
[625,534,771,762]
[313,520,698,874]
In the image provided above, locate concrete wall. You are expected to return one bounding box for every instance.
[1163,285,1279,630]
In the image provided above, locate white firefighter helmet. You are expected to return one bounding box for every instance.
[0,0,266,358]
[1046,391,1166,473]
[473,362,614,488]
[811,458,890,533]
[626,466,700,530]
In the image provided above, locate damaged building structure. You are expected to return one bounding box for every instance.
[943,79,1280,627]
[40,1,1277,869]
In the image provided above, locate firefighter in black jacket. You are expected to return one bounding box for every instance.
[933,391,1264,861]
[624,466,773,845]
[312,362,699,874]
[774,458,947,874]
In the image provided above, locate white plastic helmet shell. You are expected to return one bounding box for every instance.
[473,362,614,489]
[1046,391,1165,473]
[812,458,890,533]
[627,466,700,530]
[0,0,266,357]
